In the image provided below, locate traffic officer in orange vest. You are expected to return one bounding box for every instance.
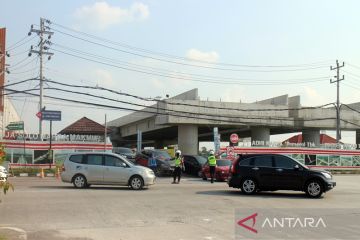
[208,150,217,183]
[172,150,184,184]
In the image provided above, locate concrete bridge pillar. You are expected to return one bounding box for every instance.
[356,130,360,149]
[178,125,198,155]
[251,127,270,146]
[302,129,320,147]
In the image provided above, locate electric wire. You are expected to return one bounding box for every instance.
[52,48,329,85]
[4,88,342,125]
[9,56,33,68]
[6,35,37,51]
[20,57,40,118]
[347,63,360,71]
[7,67,39,75]
[343,70,360,79]
[43,78,336,112]
[50,27,329,73]
[9,56,38,71]
[53,43,331,83]
[49,21,333,68]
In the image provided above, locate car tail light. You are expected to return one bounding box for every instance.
[231,160,237,174]
[61,165,65,172]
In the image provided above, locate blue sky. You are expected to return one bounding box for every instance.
[1,0,360,143]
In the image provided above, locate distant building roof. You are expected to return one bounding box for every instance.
[283,134,338,144]
[59,117,110,135]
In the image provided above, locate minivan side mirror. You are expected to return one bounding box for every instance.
[294,164,300,170]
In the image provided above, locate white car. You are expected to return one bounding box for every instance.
[61,152,156,190]
[0,166,8,182]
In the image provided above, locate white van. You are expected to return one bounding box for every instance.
[61,152,156,190]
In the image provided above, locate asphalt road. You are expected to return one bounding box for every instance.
[0,175,360,240]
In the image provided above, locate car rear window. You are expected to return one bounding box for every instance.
[86,155,103,165]
[254,156,273,167]
[217,160,232,166]
[69,155,83,164]
[195,156,207,165]
[117,148,133,154]
[274,155,296,169]
[239,157,252,166]
[154,150,171,160]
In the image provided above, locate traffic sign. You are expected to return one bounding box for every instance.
[230,133,239,143]
[226,146,235,160]
[41,110,62,121]
[6,121,24,131]
[36,111,42,119]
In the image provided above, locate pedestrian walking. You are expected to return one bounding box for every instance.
[172,150,184,184]
[208,150,217,183]
[148,152,157,175]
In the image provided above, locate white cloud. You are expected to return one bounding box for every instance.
[220,86,245,102]
[94,69,114,87]
[151,78,164,89]
[186,49,219,63]
[303,86,326,105]
[73,2,149,30]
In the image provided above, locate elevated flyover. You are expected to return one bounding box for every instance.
[108,89,360,155]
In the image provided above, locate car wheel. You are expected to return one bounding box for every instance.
[241,178,257,195]
[130,176,144,190]
[305,180,323,198]
[73,174,87,188]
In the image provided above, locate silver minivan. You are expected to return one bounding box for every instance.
[61,152,156,190]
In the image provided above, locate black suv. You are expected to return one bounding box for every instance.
[228,154,336,198]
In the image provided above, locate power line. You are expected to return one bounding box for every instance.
[49,20,333,68]
[341,104,360,115]
[20,58,39,119]
[50,27,329,73]
[343,70,360,78]
[52,48,329,86]
[0,78,39,89]
[6,35,36,51]
[347,63,360,71]
[9,55,33,68]
[43,78,336,112]
[340,119,360,128]
[53,43,331,84]
[45,67,98,85]
[3,88,255,125]
[343,82,360,92]
[7,67,39,75]
[6,49,30,57]
[6,88,335,123]
[9,56,38,71]
[9,97,125,111]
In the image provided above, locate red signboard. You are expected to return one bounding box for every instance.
[226,146,235,160]
[230,133,239,143]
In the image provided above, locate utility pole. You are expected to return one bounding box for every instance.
[28,18,54,139]
[330,60,345,144]
[104,114,107,151]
